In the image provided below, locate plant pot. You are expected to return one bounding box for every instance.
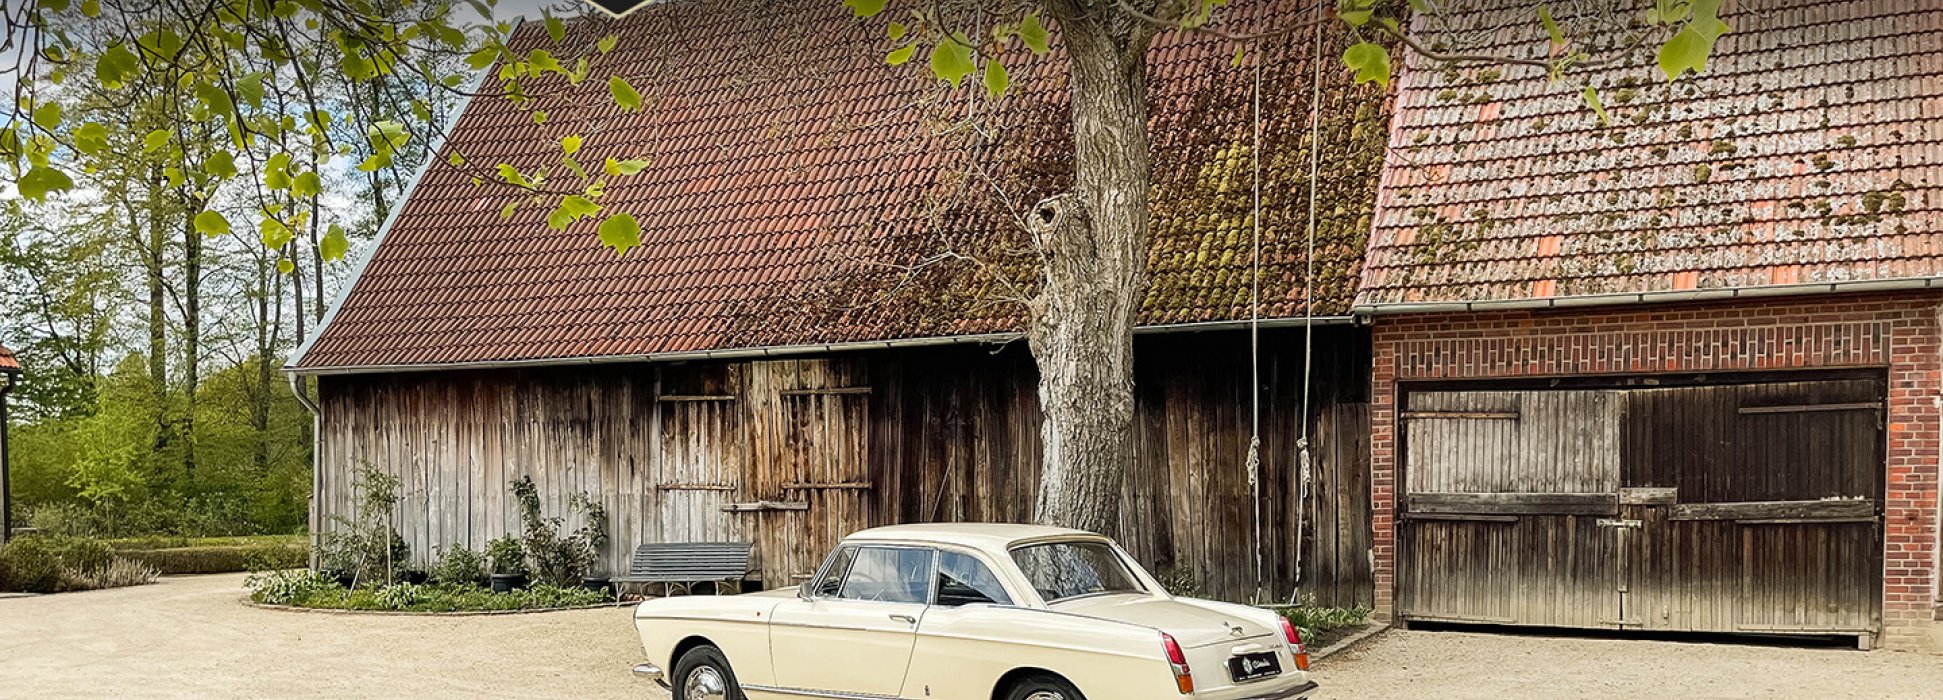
[490,572,526,593]
[580,575,612,596]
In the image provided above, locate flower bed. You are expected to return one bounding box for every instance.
[245,570,613,613]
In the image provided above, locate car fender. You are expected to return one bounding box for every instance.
[634,591,791,687]
[903,604,1180,700]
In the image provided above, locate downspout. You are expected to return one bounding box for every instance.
[1,372,14,543]
[290,373,321,569]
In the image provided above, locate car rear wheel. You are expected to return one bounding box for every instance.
[1004,674,1086,700]
[671,644,743,700]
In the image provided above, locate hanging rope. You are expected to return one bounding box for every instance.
[1247,51,1265,605]
[1288,0,1326,606]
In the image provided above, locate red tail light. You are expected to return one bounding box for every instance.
[1161,632,1193,694]
[1279,618,1311,671]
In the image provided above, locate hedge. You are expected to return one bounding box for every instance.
[118,543,308,575]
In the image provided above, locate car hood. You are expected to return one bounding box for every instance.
[1048,594,1278,648]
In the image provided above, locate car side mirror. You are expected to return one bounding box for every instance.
[797,586,813,601]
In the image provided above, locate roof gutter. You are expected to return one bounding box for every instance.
[1351,276,1943,317]
[284,314,1355,376]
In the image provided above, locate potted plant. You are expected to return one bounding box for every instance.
[486,536,527,593]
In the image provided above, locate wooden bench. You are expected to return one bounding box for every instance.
[612,542,756,597]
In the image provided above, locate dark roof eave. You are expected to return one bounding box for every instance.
[1351,276,1943,316]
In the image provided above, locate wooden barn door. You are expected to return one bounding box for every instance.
[1621,379,1883,637]
[749,384,874,585]
[1398,389,1624,627]
[652,394,744,543]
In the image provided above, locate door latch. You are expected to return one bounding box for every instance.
[1596,518,1642,529]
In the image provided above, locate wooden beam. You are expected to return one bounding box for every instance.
[1400,410,1519,420]
[1669,499,1876,521]
[720,501,810,512]
[656,482,737,491]
[1401,512,1519,523]
[779,387,872,396]
[658,394,737,402]
[1408,491,1616,516]
[782,481,874,490]
[1737,402,1880,415]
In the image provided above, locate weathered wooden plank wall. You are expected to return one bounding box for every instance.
[315,327,1373,604]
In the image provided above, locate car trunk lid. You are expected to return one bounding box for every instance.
[1048,594,1278,648]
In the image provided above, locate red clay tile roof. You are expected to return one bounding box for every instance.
[291,0,1391,370]
[1356,0,1943,308]
[0,344,17,373]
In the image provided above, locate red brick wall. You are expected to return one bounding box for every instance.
[1368,292,1942,650]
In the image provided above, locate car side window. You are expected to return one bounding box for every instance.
[934,551,1013,607]
[836,547,934,604]
[811,546,856,598]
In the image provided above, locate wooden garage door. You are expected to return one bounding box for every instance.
[1399,377,1884,637]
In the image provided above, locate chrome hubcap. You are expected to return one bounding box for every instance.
[684,666,726,700]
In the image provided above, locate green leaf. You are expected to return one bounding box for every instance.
[448,151,465,167]
[17,166,74,202]
[1582,86,1609,125]
[1019,13,1051,54]
[195,81,234,117]
[545,13,566,43]
[843,0,887,17]
[265,152,293,189]
[357,152,391,172]
[1337,0,1374,26]
[260,218,295,249]
[194,210,231,237]
[609,76,642,111]
[293,171,322,198]
[237,73,266,108]
[886,45,916,66]
[142,129,171,153]
[31,102,61,130]
[560,194,601,221]
[1342,41,1391,87]
[277,258,296,275]
[81,0,99,17]
[983,59,1009,99]
[1538,5,1565,45]
[597,35,619,54]
[527,49,562,74]
[74,122,108,154]
[929,39,976,89]
[887,22,907,41]
[604,157,650,176]
[466,46,500,70]
[1658,26,1712,81]
[597,213,641,256]
[561,134,584,155]
[206,151,237,178]
[96,43,138,88]
[320,224,350,261]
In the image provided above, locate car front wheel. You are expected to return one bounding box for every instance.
[1004,674,1086,700]
[671,644,743,700]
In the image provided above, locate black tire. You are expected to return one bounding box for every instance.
[670,644,744,700]
[1003,674,1086,700]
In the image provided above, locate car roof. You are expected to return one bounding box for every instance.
[843,523,1103,552]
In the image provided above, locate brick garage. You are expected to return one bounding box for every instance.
[1353,0,1942,651]
[1366,292,1942,650]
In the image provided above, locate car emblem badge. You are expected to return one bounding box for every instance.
[1228,623,1244,636]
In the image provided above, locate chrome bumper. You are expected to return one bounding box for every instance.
[1238,680,1318,700]
[632,662,668,688]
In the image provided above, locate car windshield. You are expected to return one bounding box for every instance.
[1009,540,1145,603]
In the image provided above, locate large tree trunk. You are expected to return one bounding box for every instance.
[1028,1,1160,535]
[180,200,202,482]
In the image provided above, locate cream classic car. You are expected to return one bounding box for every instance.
[631,523,1316,700]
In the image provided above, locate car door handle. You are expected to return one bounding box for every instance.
[889,614,917,624]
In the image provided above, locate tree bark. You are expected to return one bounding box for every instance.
[1028,1,1162,535]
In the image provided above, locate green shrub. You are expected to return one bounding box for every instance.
[510,476,607,586]
[429,544,486,586]
[245,569,340,606]
[0,535,156,593]
[108,534,305,551]
[0,537,64,592]
[1276,598,1373,644]
[485,535,525,576]
[120,543,306,574]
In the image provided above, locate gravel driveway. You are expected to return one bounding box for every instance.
[4,574,1940,699]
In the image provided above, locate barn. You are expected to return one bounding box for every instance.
[1356,0,1943,650]
[287,0,1391,605]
